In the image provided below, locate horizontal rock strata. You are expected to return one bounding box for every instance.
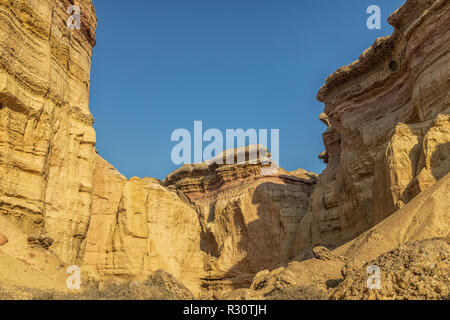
[293,0,450,253]
[0,0,448,299]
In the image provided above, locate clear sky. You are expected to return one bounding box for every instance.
[90,0,405,180]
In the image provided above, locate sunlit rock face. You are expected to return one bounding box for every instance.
[83,154,206,294]
[163,152,318,291]
[0,0,97,263]
[0,0,206,293]
[0,0,448,299]
[84,149,318,294]
[293,0,450,253]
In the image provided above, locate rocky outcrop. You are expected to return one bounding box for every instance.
[83,154,206,293]
[82,151,317,294]
[293,0,450,253]
[236,172,449,300]
[224,0,450,299]
[0,0,448,300]
[164,154,317,291]
[332,238,449,300]
[0,1,318,295]
[0,0,97,264]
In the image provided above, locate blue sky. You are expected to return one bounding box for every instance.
[90,0,405,180]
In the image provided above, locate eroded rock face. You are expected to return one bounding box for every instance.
[332,238,450,300]
[0,0,448,299]
[234,173,449,300]
[293,0,450,252]
[0,0,97,263]
[83,155,206,293]
[163,156,317,291]
[0,1,319,295]
[0,232,7,246]
[78,151,318,294]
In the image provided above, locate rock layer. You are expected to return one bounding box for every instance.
[0,0,448,299]
[236,173,450,299]
[164,157,317,290]
[83,152,317,293]
[0,0,97,264]
[293,0,450,253]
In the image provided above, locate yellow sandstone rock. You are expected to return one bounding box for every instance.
[0,0,448,299]
[82,151,317,294]
[0,0,97,264]
[0,232,7,246]
[293,0,450,254]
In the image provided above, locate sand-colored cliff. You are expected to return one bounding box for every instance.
[0,0,318,294]
[0,0,448,299]
[163,151,317,291]
[230,172,449,300]
[293,0,449,253]
[0,0,97,264]
[82,148,317,293]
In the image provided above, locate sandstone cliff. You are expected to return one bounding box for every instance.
[83,154,206,293]
[0,0,448,299]
[163,153,317,291]
[82,148,317,293]
[0,0,97,265]
[0,1,320,294]
[292,0,450,254]
[229,172,449,300]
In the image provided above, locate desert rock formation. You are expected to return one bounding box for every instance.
[83,147,317,293]
[293,0,450,253]
[232,172,449,299]
[163,151,317,290]
[83,154,206,293]
[332,238,449,300]
[0,0,448,299]
[0,0,97,264]
[0,0,318,294]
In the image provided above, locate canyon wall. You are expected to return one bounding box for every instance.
[0,0,318,294]
[0,0,448,298]
[293,0,449,253]
[0,0,207,294]
[238,172,449,300]
[83,151,317,293]
[83,154,206,293]
[163,156,317,290]
[0,0,97,263]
